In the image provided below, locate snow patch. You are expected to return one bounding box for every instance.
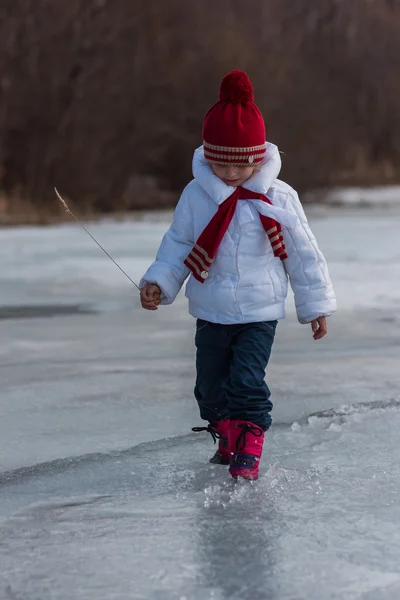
[305,185,400,206]
[306,398,400,429]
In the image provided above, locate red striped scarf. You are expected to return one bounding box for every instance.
[184,187,287,283]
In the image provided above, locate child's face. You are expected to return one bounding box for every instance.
[211,163,255,187]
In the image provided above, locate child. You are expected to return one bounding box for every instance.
[140,70,336,480]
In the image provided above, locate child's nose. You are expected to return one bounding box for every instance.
[226,167,239,178]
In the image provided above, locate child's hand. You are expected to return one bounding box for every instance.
[140,284,161,310]
[311,316,327,340]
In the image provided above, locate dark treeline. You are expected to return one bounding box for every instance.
[0,0,399,217]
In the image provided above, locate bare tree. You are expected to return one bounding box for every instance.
[0,0,399,219]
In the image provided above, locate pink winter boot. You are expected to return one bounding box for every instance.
[228,420,265,480]
[192,420,230,465]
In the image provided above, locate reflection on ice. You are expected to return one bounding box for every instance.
[2,399,400,598]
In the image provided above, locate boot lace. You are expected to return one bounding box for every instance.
[192,424,221,445]
[234,423,263,455]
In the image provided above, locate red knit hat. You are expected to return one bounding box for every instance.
[202,70,266,166]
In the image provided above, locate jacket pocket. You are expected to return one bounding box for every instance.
[271,265,288,300]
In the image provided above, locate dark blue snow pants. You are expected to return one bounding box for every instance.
[194,320,277,431]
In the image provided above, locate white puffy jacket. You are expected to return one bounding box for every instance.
[140,144,337,325]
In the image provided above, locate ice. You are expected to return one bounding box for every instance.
[1,205,400,599]
[304,185,400,206]
[2,403,400,599]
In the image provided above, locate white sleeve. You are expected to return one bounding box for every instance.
[282,190,337,324]
[139,188,194,305]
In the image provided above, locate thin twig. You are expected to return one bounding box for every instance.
[54,187,140,290]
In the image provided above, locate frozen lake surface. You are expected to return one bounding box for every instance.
[1,205,400,599]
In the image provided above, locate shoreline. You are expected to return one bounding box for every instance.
[1,184,399,228]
